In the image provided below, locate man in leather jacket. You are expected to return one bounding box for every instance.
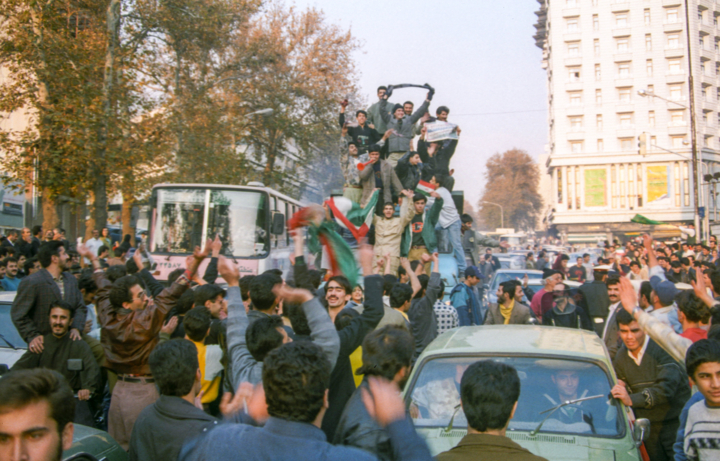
[333,325,414,460]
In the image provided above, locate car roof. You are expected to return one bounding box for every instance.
[421,325,608,364]
[0,292,16,304]
[492,269,542,274]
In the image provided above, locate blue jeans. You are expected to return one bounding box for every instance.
[439,220,466,277]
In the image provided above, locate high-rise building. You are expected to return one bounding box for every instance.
[534,0,720,243]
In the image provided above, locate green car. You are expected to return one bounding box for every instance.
[403,325,650,461]
[62,425,128,461]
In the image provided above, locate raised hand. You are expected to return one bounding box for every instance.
[361,376,407,427]
[161,316,179,335]
[273,284,312,305]
[217,255,240,287]
[211,234,222,258]
[618,277,637,314]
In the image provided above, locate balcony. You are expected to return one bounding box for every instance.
[615,104,635,113]
[700,48,715,61]
[565,82,583,91]
[616,128,635,138]
[699,22,715,36]
[663,22,683,33]
[562,8,581,17]
[567,131,585,141]
[565,106,586,117]
[701,100,717,112]
[666,73,686,84]
[563,32,582,42]
[564,57,583,66]
[668,124,688,136]
[613,53,633,62]
[612,28,632,37]
[662,0,681,6]
[615,77,634,87]
[664,47,685,58]
[611,2,630,13]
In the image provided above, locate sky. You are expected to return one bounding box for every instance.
[291,0,549,206]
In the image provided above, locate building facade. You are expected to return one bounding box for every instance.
[535,0,720,243]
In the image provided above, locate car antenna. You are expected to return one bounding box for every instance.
[0,332,17,350]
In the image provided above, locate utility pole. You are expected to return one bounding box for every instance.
[684,0,701,240]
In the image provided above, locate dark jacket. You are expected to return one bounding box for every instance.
[11,332,100,394]
[339,112,382,155]
[11,268,87,342]
[128,395,219,461]
[322,275,384,441]
[578,280,611,336]
[179,416,433,461]
[541,301,593,331]
[437,433,548,461]
[612,339,691,424]
[395,151,422,190]
[418,139,458,176]
[409,272,442,360]
[333,379,394,460]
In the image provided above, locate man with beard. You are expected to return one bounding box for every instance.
[339,105,382,156]
[77,241,209,450]
[12,241,87,354]
[541,283,593,331]
[334,325,415,460]
[1,257,21,291]
[0,369,76,461]
[11,301,99,426]
[366,86,396,136]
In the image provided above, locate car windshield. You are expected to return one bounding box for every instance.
[408,356,621,437]
[499,256,525,269]
[153,188,269,257]
[490,272,543,290]
[0,304,26,348]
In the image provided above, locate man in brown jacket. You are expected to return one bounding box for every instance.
[437,360,547,461]
[77,241,209,450]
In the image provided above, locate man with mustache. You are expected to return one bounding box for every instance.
[11,300,100,426]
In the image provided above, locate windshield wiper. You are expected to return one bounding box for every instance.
[0,332,17,350]
[529,394,604,436]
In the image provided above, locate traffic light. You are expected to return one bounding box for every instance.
[638,132,647,156]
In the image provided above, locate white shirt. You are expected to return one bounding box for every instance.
[602,302,622,340]
[628,334,650,366]
[428,187,460,229]
[85,237,103,256]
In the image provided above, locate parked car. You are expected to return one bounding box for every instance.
[404,325,648,460]
[0,293,127,461]
[0,292,26,373]
[483,269,543,305]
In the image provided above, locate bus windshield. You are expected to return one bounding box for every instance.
[153,188,270,257]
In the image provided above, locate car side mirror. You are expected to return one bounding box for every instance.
[271,212,285,235]
[633,418,650,447]
[483,283,489,290]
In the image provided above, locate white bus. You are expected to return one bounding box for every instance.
[148,183,305,281]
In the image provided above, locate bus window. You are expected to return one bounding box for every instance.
[153,189,206,254]
[206,189,269,258]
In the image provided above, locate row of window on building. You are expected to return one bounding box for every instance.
[562,84,717,106]
[566,109,716,131]
[565,33,720,58]
[564,6,717,32]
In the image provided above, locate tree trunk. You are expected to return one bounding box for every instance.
[121,170,135,247]
[41,188,59,232]
[92,0,121,235]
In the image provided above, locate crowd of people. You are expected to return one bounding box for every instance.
[2,88,720,461]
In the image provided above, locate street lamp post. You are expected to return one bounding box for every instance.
[481,201,504,229]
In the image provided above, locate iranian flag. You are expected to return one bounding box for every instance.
[325,190,379,241]
[415,180,436,197]
[631,214,666,225]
